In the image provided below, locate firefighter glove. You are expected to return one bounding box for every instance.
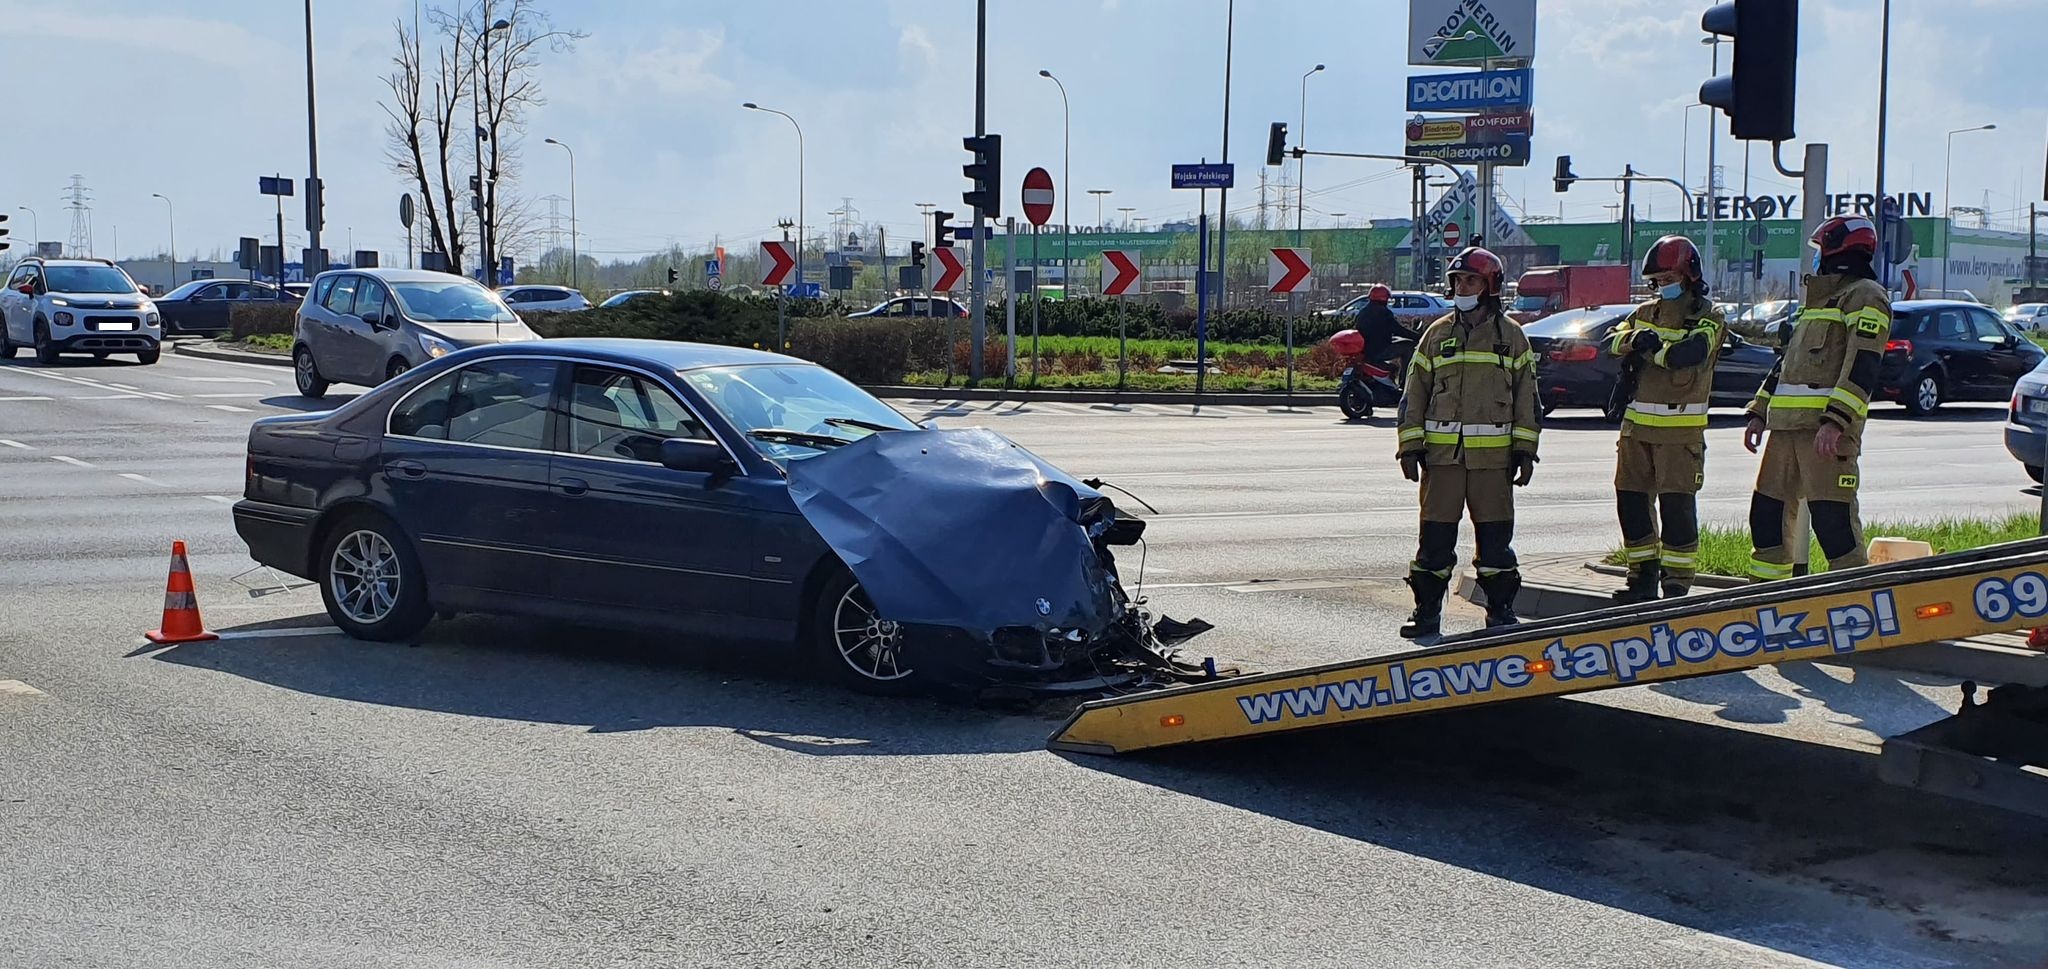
[1400,451,1425,482]
[1512,451,1537,487]
[1629,330,1662,355]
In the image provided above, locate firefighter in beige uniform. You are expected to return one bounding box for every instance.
[1744,216,1891,578]
[1606,235,1726,602]
[1396,247,1541,642]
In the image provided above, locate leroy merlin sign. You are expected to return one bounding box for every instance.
[1409,0,1536,66]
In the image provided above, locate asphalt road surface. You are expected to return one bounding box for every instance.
[2,350,2044,968]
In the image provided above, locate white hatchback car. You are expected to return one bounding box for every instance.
[497,285,591,313]
[0,258,163,364]
[2005,303,2048,333]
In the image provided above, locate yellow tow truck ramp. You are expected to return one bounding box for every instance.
[1049,537,2048,756]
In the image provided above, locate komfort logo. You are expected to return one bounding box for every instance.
[1423,1,1522,61]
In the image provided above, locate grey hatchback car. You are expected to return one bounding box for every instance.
[293,268,541,398]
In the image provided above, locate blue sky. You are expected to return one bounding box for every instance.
[5,0,2043,265]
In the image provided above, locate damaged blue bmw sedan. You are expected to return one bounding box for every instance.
[232,338,1210,695]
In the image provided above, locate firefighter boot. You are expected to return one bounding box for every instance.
[1399,569,1449,642]
[1477,570,1522,627]
[1613,565,1661,604]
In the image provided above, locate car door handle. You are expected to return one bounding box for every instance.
[554,476,589,496]
[389,460,427,479]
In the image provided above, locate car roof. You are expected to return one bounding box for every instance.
[317,268,477,284]
[34,259,118,267]
[1894,299,1991,311]
[480,337,802,371]
[506,284,572,292]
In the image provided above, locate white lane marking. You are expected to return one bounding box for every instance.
[214,626,342,641]
[165,353,293,373]
[0,680,46,697]
[0,439,29,448]
[174,376,273,384]
[72,394,149,400]
[49,455,92,468]
[0,396,55,401]
[14,368,177,400]
[119,473,169,487]
[191,393,268,399]
[106,382,139,390]
[202,495,237,504]
[206,404,254,413]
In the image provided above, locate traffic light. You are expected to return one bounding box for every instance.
[931,209,955,246]
[1553,155,1578,193]
[304,178,325,232]
[909,241,927,269]
[0,213,9,252]
[667,266,679,284]
[1265,122,1289,167]
[962,134,1002,218]
[1700,0,1799,142]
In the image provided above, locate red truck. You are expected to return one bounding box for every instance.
[1509,264,1635,322]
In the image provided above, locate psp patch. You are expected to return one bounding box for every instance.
[1837,474,1859,489]
[1855,314,1886,337]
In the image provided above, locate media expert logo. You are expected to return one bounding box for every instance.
[1234,590,1907,725]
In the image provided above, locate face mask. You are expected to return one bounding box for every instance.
[1452,294,1481,312]
[1659,282,1685,300]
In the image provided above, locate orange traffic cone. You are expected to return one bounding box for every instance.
[2028,628,2048,652]
[145,541,218,645]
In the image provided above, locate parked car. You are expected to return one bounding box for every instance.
[1322,290,1453,327]
[232,339,1204,695]
[2004,303,2048,332]
[284,283,312,300]
[1877,299,2045,415]
[0,257,163,364]
[599,290,667,309]
[1523,304,1778,419]
[2004,356,2048,482]
[498,285,592,313]
[848,296,969,319]
[154,279,295,335]
[290,268,540,398]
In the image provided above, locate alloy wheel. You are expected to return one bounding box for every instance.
[328,529,402,625]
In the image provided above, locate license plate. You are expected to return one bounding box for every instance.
[2027,398,2048,416]
[95,319,135,331]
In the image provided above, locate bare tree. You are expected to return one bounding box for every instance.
[380,15,470,273]
[459,0,582,280]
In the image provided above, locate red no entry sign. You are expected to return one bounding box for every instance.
[1443,221,1463,248]
[1022,168,1055,227]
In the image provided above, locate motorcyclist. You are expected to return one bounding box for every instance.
[1356,284,1420,367]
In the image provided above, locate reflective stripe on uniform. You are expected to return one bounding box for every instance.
[1798,308,1846,324]
[1848,306,1889,336]
[1624,400,1711,427]
[1660,551,1697,569]
[1622,546,1659,563]
[1423,419,1513,447]
[1747,557,1795,580]
[1411,561,1453,579]
[1398,427,1425,444]
[1511,426,1540,444]
[1422,351,1534,371]
[1828,386,1870,415]
[1766,384,1832,411]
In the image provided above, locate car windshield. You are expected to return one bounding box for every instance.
[1511,294,1554,313]
[43,266,137,295]
[600,291,653,308]
[162,280,210,300]
[389,279,517,323]
[1735,300,1792,323]
[1523,306,1627,338]
[681,363,917,463]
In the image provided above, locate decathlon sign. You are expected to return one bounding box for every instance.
[1406,68,1532,112]
[1409,0,1536,67]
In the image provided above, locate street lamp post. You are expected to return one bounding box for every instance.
[1088,189,1111,229]
[1944,123,1997,295]
[15,207,35,251]
[744,103,805,290]
[1701,35,1723,290]
[1038,70,1072,297]
[544,137,578,290]
[1296,63,1324,246]
[473,16,512,282]
[1117,207,1136,231]
[150,194,175,287]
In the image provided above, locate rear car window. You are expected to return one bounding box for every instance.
[388,359,556,449]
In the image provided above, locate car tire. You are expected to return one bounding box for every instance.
[1903,370,1943,416]
[294,345,329,399]
[385,357,411,382]
[136,347,160,365]
[33,321,58,365]
[0,327,17,360]
[91,352,109,361]
[811,567,925,696]
[318,511,432,642]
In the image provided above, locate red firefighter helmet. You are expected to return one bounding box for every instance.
[1445,246,1504,295]
[1809,215,1878,260]
[1367,284,1391,303]
[1328,328,1366,356]
[1641,235,1703,281]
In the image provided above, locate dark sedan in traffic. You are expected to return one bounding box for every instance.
[1876,299,2044,415]
[232,338,1206,694]
[155,279,297,335]
[1524,304,1779,419]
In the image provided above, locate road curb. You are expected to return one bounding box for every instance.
[169,341,1340,406]
[172,341,291,367]
[1456,569,2048,687]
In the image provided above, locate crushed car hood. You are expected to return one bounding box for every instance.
[785,427,1120,637]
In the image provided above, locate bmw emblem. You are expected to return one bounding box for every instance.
[1035,597,1053,617]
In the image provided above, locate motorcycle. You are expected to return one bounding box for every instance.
[1331,334,1412,420]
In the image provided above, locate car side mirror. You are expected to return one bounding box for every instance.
[659,438,732,474]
